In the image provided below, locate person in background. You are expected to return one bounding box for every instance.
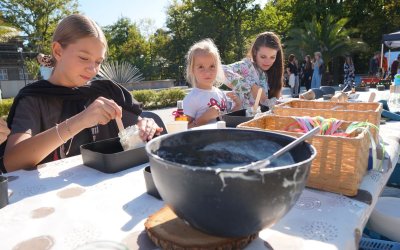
[223,31,284,110]
[369,51,388,77]
[36,53,54,80]
[183,39,241,128]
[2,14,162,173]
[377,53,388,78]
[391,54,400,80]
[369,52,379,76]
[294,57,301,95]
[311,51,324,89]
[287,54,298,97]
[344,56,355,88]
[301,55,313,91]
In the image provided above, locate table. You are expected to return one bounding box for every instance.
[0,123,399,250]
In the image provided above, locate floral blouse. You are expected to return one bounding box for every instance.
[223,58,271,109]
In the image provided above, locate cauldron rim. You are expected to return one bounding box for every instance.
[146,128,317,173]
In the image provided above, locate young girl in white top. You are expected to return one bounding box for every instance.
[183,39,241,128]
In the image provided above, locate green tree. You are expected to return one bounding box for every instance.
[286,0,400,74]
[251,0,293,39]
[165,0,264,67]
[285,15,367,84]
[0,18,19,42]
[0,0,78,53]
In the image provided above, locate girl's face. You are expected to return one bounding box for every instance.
[193,52,217,89]
[51,36,106,87]
[255,46,278,71]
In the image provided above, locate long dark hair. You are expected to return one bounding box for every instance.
[305,55,312,70]
[247,31,284,98]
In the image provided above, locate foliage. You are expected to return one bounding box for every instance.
[0,99,14,117]
[0,19,19,42]
[165,0,263,64]
[103,18,150,77]
[3,0,399,83]
[0,88,186,118]
[132,88,186,109]
[285,15,367,66]
[285,15,368,84]
[24,58,40,80]
[0,0,78,53]
[98,61,144,83]
[283,0,400,74]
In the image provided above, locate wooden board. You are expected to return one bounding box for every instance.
[145,206,257,250]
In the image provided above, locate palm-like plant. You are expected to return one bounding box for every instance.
[0,21,19,42]
[285,15,367,68]
[98,61,144,83]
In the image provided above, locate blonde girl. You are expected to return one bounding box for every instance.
[2,14,162,172]
[183,39,241,128]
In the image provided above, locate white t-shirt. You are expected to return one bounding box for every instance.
[183,87,228,122]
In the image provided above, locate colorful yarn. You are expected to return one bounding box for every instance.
[292,116,345,136]
[286,116,383,171]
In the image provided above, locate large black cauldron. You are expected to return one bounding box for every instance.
[146,129,316,237]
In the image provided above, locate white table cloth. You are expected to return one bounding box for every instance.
[0,123,399,250]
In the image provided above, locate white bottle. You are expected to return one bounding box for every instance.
[217,121,226,129]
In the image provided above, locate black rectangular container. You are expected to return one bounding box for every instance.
[222,109,253,128]
[143,166,162,200]
[80,137,148,173]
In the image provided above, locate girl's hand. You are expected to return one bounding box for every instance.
[251,84,267,103]
[226,92,242,110]
[137,118,163,141]
[199,106,220,123]
[80,97,122,128]
[0,119,10,144]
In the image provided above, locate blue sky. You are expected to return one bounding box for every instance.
[79,0,170,28]
[79,0,268,29]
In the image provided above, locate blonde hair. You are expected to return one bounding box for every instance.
[314,51,323,66]
[185,38,225,87]
[52,14,107,67]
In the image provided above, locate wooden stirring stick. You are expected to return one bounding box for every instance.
[368,92,376,103]
[116,117,124,133]
[253,88,263,113]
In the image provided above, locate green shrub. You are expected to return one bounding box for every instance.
[0,88,186,118]
[0,99,14,118]
[132,89,157,109]
[132,88,186,109]
[156,89,186,108]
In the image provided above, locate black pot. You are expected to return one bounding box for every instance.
[146,129,316,237]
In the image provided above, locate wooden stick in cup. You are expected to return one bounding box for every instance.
[253,87,263,113]
[116,117,124,132]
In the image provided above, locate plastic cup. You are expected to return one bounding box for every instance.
[165,121,188,133]
[0,176,8,209]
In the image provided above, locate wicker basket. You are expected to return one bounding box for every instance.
[238,115,371,196]
[273,100,382,141]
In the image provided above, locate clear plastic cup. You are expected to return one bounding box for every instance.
[165,121,188,133]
